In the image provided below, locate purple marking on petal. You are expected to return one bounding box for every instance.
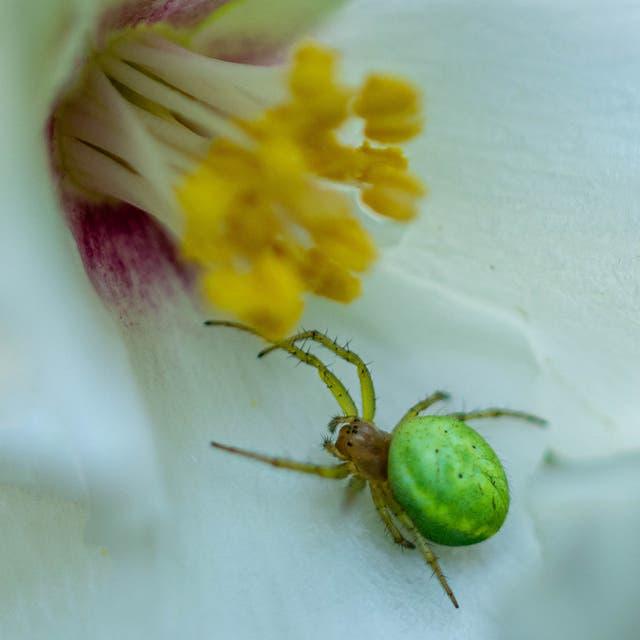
[67,197,194,319]
[99,0,289,65]
[101,0,230,31]
[199,38,287,64]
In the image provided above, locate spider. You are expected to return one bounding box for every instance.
[206,320,545,608]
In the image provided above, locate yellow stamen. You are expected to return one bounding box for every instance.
[354,74,423,143]
[361,166,426,221]
[203,255,305,340]
[176,42,425,338]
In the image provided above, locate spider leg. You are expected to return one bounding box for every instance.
[342,476,367,511]
[327,415,359,434]
[205,320,358,417]
[370,483,415,549]
[211,441,353,479]
[259,330,376,421]
[402,518,459,609]
[394,391,450,430]
[447,407,546,427]
[380,485,459,608]
[323,439,348,461]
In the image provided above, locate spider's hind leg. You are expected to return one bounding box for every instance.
[394,391,450,430]
[370,483,415,549]
[342,476,367,511]
[448,407,546,427]
[380,485,459,608]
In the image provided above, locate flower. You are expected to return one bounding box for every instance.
[51,0,424,337]
[1,1,639,638]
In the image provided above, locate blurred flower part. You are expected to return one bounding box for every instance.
[178,45,423,336]
[52,1,424,337]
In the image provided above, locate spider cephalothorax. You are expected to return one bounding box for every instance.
[332,418,391,481]
[207,321,545,608]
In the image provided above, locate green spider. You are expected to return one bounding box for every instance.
[207,321,545,608]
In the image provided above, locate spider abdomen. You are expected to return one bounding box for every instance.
[388,416,509,546]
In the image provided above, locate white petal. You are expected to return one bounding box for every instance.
[501,454,640,639]
[0,0,163,535]
[189,0,348,58]
[0,267,547,636]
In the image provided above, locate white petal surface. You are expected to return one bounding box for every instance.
[501,453,640,639]
[0,270,547,638]
[0,1,162,532]
[188,0,348,58]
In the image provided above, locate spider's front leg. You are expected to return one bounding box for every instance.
[206,320,359,417]
[259,330,377,421]
[210,441,355,479]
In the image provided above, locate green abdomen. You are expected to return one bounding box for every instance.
[388,416,509,546]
